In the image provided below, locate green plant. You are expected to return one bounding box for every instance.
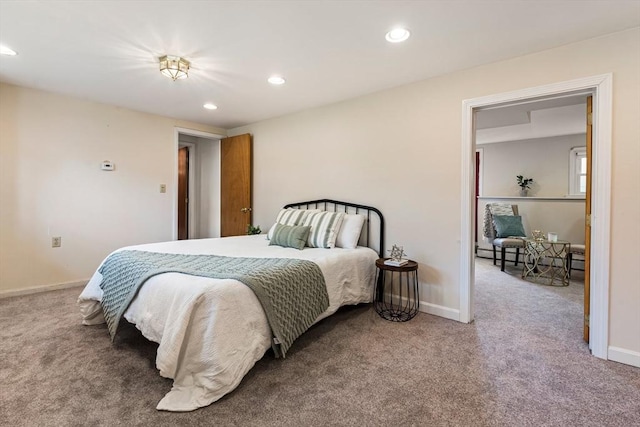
[516,175,534,189]
[246,224,262,235]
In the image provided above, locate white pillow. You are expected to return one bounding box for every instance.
[300,211,345,249]
[335,214,366,249]
[267,209,319,240]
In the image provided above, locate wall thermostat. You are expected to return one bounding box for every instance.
[101,161,115,171]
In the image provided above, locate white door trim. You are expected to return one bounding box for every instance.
[460,74,612,360]
[173,127,225,240]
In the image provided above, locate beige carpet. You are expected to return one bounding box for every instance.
[1,258,639,426]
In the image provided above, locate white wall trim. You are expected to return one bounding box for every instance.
[460,99,476,324]
[460,74,613,360]
[607,346,640,368]
[0,279,88,299]
[173,127,225,240]
[419,301,460,322]
[386,292,461,322]
[589,75,613,360]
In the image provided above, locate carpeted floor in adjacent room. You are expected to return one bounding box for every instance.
[1,257,639,426]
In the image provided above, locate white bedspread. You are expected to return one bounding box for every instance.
[77,235,377,411]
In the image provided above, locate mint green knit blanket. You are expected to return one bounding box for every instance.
[98,250,328,357]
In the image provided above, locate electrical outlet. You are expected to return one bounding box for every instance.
[160,184,166,193]
[52,237,61,248]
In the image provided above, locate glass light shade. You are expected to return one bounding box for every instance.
[385,28,410,43]
[268,76,286,85]
[159,55,190,81]
[0,46,18,56]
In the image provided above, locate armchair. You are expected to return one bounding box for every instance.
[483,203,526,272]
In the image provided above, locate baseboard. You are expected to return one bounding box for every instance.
[475,251,585,272]
[384,292,460,322]
[476,248,521,263]
[0,279,88,299]
[608,346,640,368]
[418,301,460,322]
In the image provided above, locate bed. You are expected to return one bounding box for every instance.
[77,199,384,411]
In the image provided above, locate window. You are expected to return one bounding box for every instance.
[569,147,587,196]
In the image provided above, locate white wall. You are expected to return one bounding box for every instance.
[478,198,586,253]
[230,29,640,358]
[0,83,225,294]
[197,136,221,238]
[1,28,637,364]
[476,134,587,253]
[480,134,586,197]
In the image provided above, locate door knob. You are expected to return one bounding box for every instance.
[241,207,252,213]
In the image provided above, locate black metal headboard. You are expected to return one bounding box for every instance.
[283,199,385,257]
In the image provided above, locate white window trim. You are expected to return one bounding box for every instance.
[569,146,587,196]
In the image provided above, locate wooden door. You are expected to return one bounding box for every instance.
[178,147,189,240]
[584,96,592,342]
[220,134,252,237]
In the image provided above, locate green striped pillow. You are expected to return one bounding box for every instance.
[268,224,311,250]
[300,211,345,248]
[267,209,310,240]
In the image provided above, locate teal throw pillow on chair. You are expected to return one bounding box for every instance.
[493,215,526,238]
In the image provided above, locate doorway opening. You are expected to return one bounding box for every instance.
[460,74,612,360]
[173,127,224,240]
[177,145,190,240]
[473,94,589,347]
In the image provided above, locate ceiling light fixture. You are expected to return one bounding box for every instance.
[159,55,190,81]
[385,28,410,43]
[0,46,18,56]
[203,103,218,110]
[268,76,286,85]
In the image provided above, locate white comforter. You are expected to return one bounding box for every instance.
[77,235,377,411]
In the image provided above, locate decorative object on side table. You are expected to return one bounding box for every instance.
[531,229,545,242]
[384,244,408,266]
[246,224,262,235]
[516,174,534,197]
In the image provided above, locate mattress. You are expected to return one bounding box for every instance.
[78,234,377,411]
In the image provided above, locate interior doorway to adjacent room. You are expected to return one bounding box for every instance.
[472,93,589,343]
[460,74,612,360]
[174,128,223,240]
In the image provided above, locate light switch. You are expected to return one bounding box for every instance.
[101,161,115,171]
[160,184,166,193]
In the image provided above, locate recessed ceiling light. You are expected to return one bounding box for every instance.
[268,76,286,85]
[385,28,410,43]
[0,46,18,56]
[203,103,218,110]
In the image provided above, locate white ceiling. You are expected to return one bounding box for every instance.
[1,1,638,129]
[475,94,588,130]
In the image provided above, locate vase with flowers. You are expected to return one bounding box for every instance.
[516,175,533,197]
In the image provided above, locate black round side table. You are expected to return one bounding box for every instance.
[374,258,419,322]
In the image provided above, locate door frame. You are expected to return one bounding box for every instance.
[459,74,612,360]
[474,148,483,248]
[177,142,196,239]
[173,127,225,240]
